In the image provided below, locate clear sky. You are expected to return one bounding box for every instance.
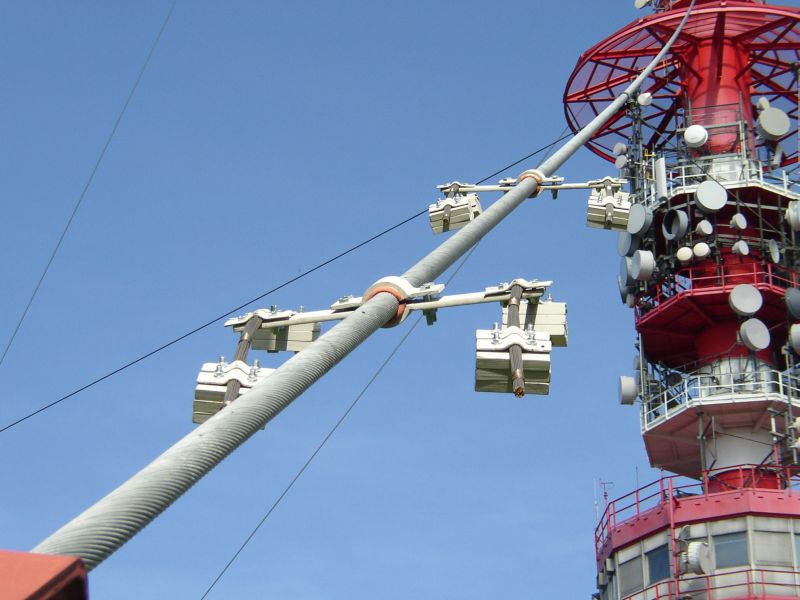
[0,1,699,598]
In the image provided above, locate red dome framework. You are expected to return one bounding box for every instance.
[563,1,800,165]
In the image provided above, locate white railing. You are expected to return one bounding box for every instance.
[641,366,800,430]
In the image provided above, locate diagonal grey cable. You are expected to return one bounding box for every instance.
[404,0,695,287]
[33,0,695,570]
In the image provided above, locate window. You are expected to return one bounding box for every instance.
[714,531,748,569]
[796,534,800,568]
[646,544,671,583]
[619,556,643,597]
[754,531,792,567]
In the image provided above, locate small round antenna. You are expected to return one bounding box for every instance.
[684,125,709,149]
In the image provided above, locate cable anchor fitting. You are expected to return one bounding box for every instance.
[362,277,445,327]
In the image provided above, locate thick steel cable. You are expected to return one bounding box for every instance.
[0,209,425,435]
[2,134,568,435]
[0,0,178,369]
[199,245,479,599]
[33,1,695,569]
[404,0,696,286]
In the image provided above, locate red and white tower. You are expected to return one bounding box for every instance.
[566,1,800,598]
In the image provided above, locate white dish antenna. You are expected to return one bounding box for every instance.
[684,124,709,149]
[615,155,629,169]
[686,542,713,575]
[732,240,750,256]
[757,107,791,141]
[613,142,628,156]
[729,284,763,317]
[634,0,652,8]
[729,213,747,230]
[632,250,655,281]
[695,219,713,236]
[768,239,781,264]
[740,318,770,351]
[693,242,711,259]
[695,179,727,213]
[637,92,653,106]
[786,202,800,231]
[676,246,693,264]
[790,324,800,355]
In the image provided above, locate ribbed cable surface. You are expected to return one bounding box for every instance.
[32,293,400,569]
[403,0,694,287]
[33,1,695,569]
[403,178,538,286]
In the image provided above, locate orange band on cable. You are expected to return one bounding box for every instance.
[363,286,407,326]
[517,170,544,195]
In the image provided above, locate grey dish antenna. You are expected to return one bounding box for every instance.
[757,107,791,141]
[627,204,653,236]
[785,288,800,320]
[617,232,640,257]
[740,318,770,352]
[662,209,688,241]
[768,239,781,264]
[695,180,727,213]
[729,284,763,317]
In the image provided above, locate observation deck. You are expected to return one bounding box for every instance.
[594,466,800,600]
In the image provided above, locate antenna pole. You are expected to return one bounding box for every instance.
[32,6,693,569]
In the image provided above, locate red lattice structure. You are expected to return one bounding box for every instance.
[563,0,800,164]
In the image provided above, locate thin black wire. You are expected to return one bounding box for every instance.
[200,122,579,597]
[0,134,571,434]
[199,244,479,600]
[0,0,178,369]
[0,210,425,434]
[474,132,572,185]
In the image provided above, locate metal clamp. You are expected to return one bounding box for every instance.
[363,276,445,327]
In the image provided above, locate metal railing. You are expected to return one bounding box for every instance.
[626,567,800,600]
[636,262,798,322]
[595,465,800,559]
[640,365,800,430]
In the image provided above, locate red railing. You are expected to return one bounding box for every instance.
[628,567,800,600]
[595,465,800,558]
[635,261,798,323]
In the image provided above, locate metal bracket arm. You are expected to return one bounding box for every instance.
[225,279,553,333]
[435,176,626,196]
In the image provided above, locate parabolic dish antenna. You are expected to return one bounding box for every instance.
[729,284,763,317]
[695,180,727,213]
[740,318,770,351]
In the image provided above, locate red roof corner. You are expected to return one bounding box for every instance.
[0,550,87,600]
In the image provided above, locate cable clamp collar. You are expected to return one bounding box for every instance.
[363,277,445,327]
[516,169,560,197]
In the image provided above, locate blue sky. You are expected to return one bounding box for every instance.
[0,1,686,598]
